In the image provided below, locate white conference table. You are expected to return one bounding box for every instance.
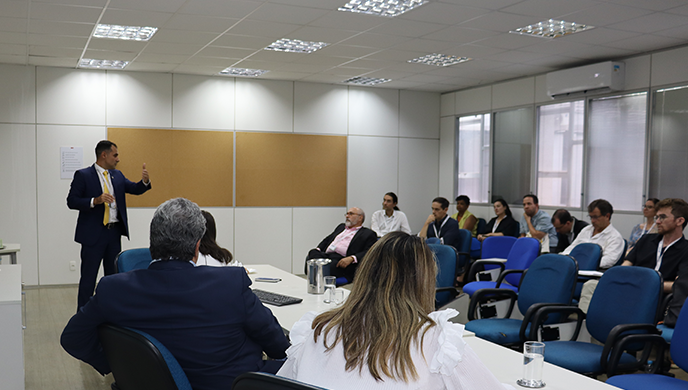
[248,264,619,389]
[0,243,20,264]
[247,264,349,331]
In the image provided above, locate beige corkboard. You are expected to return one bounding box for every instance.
[108,128,233,207]
[236,132,347,207]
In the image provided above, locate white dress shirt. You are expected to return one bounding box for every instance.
[370,209,412,237]
[563,224,625,269]
[92,163,118,223]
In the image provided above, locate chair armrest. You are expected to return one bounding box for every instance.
[520,304,586,342]
[467,288,518,321]
[467,259,507,283]
[495,269,525,288]
[601,323,661,373]
[606,332,667,377]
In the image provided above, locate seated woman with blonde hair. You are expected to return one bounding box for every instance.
[277,232,509,389]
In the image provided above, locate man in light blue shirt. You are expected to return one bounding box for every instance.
[519,194,558,252]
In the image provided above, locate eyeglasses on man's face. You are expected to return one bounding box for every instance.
[654,214,673,222]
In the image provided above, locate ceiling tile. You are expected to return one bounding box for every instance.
[364,49,427,62]
[0,42,26,55]
[292,54,352,66]
[267,0,343,10]
[144,42,207,55]
[28,20,94,36]
[308,10,386,31]
[602,34,686,52]
[608,12,688,34]
[33,0,107,6]
[601,0,688,12]
[196,46,256,59]
[182,56,236,66]
[163,14,240,33]
[134,53,190,63]
[259,70,310,80]
[231,59,286,71]
[653,23,688,40]
[28,34,88,47]
[422,26,501,43]
[30,3,102,23]
[443,44,506,58]
[247,49,309,63]
[472,33,541,50]
[178,0,263,18]
[398,2,489,25]
[150,30,219,45]
[227,19,302,38]
[0,31,28,44]
[457,11,544,32]
[555,27,640,45]
[100,9,174,27]
[212,34,275,50]
[559,3,652,25]
[107,0,188,13]
[28,56,78,67]
[275,62,334,73]
[86,38,147,51]
[0,1,29,18]
[438,0,525,11]
[287,26,360,43]
[299,73,347,83]
[500,0,600,19]
[390,38,459,53]
[339,32,410,49]
[484,49,557,63]
[247,3,329,25]
[83,49,137,60]
[30,45,82,57]
[0,17,30,33]
[337,57,395,70]
[125,62,178,72]
[172,64,226,74]
[316,44,380,58]
[0,53,27,64]
[368,19,449,38]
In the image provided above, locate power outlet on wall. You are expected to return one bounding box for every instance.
[69,261,76,271]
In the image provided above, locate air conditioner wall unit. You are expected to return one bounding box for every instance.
[546,61,624,99]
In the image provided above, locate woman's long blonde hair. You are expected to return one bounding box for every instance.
[312,232,437,382]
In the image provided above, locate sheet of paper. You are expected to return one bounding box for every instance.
[61,146,83,179]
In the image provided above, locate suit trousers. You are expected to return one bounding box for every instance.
[78,223,122,310]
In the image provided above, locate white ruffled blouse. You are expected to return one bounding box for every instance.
[277,309,510,390]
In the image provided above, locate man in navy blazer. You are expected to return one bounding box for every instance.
[419,197,461,251]
[67,140,151,309]
[307,207,378,284]
[61,198,290,390]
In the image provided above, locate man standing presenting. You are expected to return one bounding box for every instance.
[307,207,377,284]
[419,197,461,250]
[67,140,151,310]
[519,194,558,252]
[61,198,289,389]
[551,209,589,253]
[562,199,624,269]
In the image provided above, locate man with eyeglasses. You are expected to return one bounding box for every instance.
[622,198,688,294]
[562,199,624,269]
[306,207,377,284]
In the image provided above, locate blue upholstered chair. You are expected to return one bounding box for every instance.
[98,323,192,390]
[115,248,153,273]
[476,236,518,276]
[463,237,540,296]
[233,372,327,390]
[568,243,602,300]
[531,266,663,376]
[464,254,578,346]
[429,244,461,309]
[456,228,473,277]
[606,299,688,389]
[425,237,440,245]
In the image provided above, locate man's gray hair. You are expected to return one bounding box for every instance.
[150,198,206,261]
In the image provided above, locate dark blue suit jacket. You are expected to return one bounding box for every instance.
[426,215,461,251]
[60,260,290,390]
[67,164,150,245]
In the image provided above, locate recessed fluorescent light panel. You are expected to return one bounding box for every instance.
[338,0,427,17]
[510,19,593,39]
[94,24,158,41]
[342,76,391,86]
[78,59,129,69]
[408,53,471,67]
[219,67,269,77]
[265,38,328,54]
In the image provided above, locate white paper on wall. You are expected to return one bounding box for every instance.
[60,146,83,179]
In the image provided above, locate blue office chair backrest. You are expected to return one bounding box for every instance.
[233,372,327,390]
[456,229,472,269]
[426,237,441,245]
[503,237,540,287]
[98,323,192,390]
[116,248,153,273]
[481,236,517,259]
[613,239,628,267]
[569,243,602,298]
[429,243,459,306]
[517,254,578,317]
[587,266,662,344]
[476,218,487,235]
[671,300,688,370]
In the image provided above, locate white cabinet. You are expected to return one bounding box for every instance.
[0,265,24,390]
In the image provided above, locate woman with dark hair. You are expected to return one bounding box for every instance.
[370,192,412,237]
[197,210,234,266]
[450,195,477,237]
[477,199,520,241]
[278,232,506,389]
[627,198,660,251]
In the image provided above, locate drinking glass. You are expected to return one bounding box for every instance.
[517,341,545,388]
[333,289,345,306]
[323,276,336,303]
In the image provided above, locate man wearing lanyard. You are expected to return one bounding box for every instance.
[67,140,151,310]
[307,207,377,284]
[622,198,688,293]
[419,197,461,251]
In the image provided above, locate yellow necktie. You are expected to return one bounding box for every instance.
[103,171,110,225]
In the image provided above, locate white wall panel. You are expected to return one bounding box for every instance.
[36,125,106,285]
[347,136,399,229]
[534,74,551,104]
[400,90,440,139]
[439,116,455,202]
[107,72,172,128]
[492,78,535,110]
[651,46,688,87]
[172,74,235,130]
[37,67,106,126]
[456,86,491,115]
[291,207,346,274]
[235,79,293,132]
[440,92,455,117]
[0,124,38,285]
[0,64,34,124]
[468,204,493,223]
[294,82,348,135]
[348,87,399,136]
[202,207,235,259]
[398,138,439,233]
[120,208,157,253]
[234,208,292,271]
[624,55,651,91]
